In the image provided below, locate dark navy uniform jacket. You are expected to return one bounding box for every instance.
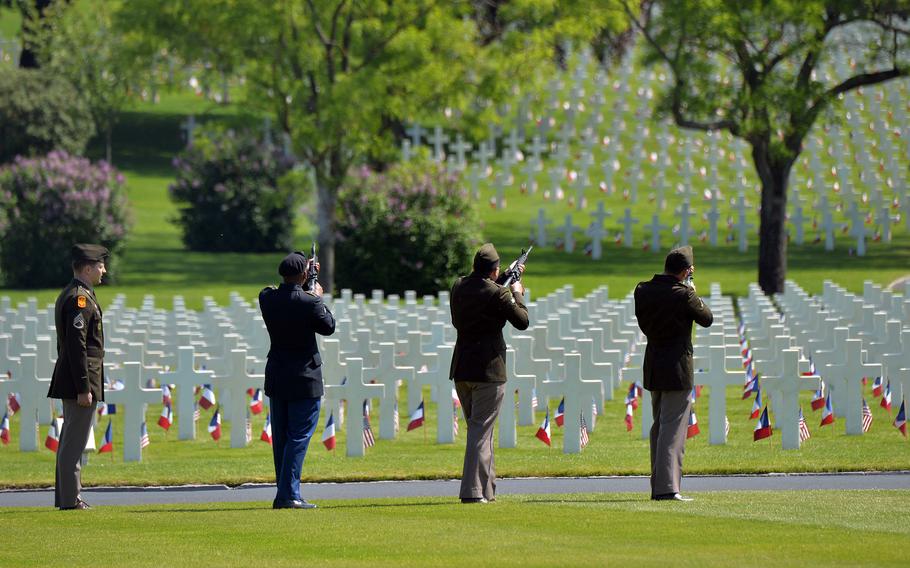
[259,283,336,399]
[48,278,105,401]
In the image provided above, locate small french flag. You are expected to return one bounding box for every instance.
[753,407,772,441]
[199,385,217,410]
[7,393,21,414]
[162,385,172,406]
[554,397,565,427]
[536,408,551,446]
[157,403,173,431]
[98,402,117,416]
[208,408,222,441]
[894,400,907,438]
[820,395,835,426]
[407,400,425,431]
[872,376,884,398]
[625,383,639,410]
[322,412,336,450]
[810,383,826,411]
[249,389,264,415]
[750,388,763,420]
[624,403,634,432]
[45,417,61,452]
[686,409,700,438]
[260,410,272,445]
[0,411,9,445]
[880,381,892,411]
[98,420,114,454]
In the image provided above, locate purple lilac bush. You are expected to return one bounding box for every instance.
[0,151,132,287]
[168,128,300,252]
[335,161,481,295]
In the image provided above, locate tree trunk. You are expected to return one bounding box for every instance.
[105,124,113,165]
[751,139,795,295]
[314,149,345,294]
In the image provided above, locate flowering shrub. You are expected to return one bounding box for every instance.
[335,161,481,295]
[0,68,95,164]
[169,128,302,252]
[0,152,132,287]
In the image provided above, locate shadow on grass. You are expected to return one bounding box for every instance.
[520,497,645,504]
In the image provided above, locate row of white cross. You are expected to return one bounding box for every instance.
[1,278,907,460]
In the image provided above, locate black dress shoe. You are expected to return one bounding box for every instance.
[60,500,91,510]
[460,497,489,504]
[652,493,693,502]
[274,499,317,509]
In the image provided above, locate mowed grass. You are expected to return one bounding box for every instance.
[2,382,908,488]
[2,490,910,567]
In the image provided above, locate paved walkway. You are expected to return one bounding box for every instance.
[2,472,909,507]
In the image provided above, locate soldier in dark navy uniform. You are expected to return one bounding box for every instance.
[258,251,335,509]
[48,243,108,510]
[449,243,529,504]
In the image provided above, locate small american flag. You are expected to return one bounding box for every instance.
[245,410,253,444]
[140,421,150,449]
[862,398,874,433]
[362,401,375,448]
[453,403,459,437]
[580,414,589,449]
[393,402,400,434]
[193,403,201,422]
[724,415,730,438]
[531,388,538,409]
[798,408,811,442]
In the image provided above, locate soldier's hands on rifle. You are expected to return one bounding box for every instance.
[510,264,526,295]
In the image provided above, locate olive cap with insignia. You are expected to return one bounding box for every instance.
[473,243,500,273]
[278,251,308,277]
[664,245,694,274]
[71,243,109,262]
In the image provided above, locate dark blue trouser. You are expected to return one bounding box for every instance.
[269,396,321,503]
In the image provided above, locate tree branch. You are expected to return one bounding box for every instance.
[304,0,331,46]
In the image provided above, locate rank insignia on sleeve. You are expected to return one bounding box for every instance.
[73,313,85,329]
[77,296,87,308]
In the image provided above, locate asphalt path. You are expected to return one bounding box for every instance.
[2,472,909,507]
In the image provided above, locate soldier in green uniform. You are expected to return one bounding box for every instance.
[449,243,529,504]
[47,244,108,510]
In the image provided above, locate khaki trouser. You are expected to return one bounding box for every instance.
[455,381,505,501]
[649,389,692,497]
[55,399,96,508]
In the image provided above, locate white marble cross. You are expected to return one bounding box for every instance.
[790,202,807,245]
[734,194,753,252]
[585,221,608,260]
[501,347,534,448]
[706,204,721,246]
[619,208,639,248]
[430,126,449,162]
[157,346,214,440]
[532,208,552,247]
[560,215,582,253]
[105,362,162,461]
[12,353,48,451]
[539,353,602,454]
[647,214,668,252]
[510,335,548,425]
[824,339,882,435]
[847,203,868,256]
[222,349,264,448]
[406,123,425,148]
[324,358,384,457]
[366,342,414,440]
[818,195,836,251]
[180,115,196,147]
[450,134,472,170]
[418,344,458,444]
[694,346,747,445]
[760,349,821,449]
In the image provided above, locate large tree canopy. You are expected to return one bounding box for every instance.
[122,0,627,291]
[624,0,909,294]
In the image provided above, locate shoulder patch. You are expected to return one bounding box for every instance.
[77,295,87,308]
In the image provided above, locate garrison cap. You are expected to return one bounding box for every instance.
[71,243,109,263]
[664,245,694,274]
[473,243,500,273]
[278,251,308,277]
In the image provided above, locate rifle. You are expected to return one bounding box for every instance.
[304,242,318,292]
[496,245,532,288]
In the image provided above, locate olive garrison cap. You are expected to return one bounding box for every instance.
[278,251,308,277]
[664,245,694,274]
[473,243,500,273]
[71,243,109,262]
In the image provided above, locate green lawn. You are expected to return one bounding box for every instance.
[3,490,909,567]
[2,382,908,488]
